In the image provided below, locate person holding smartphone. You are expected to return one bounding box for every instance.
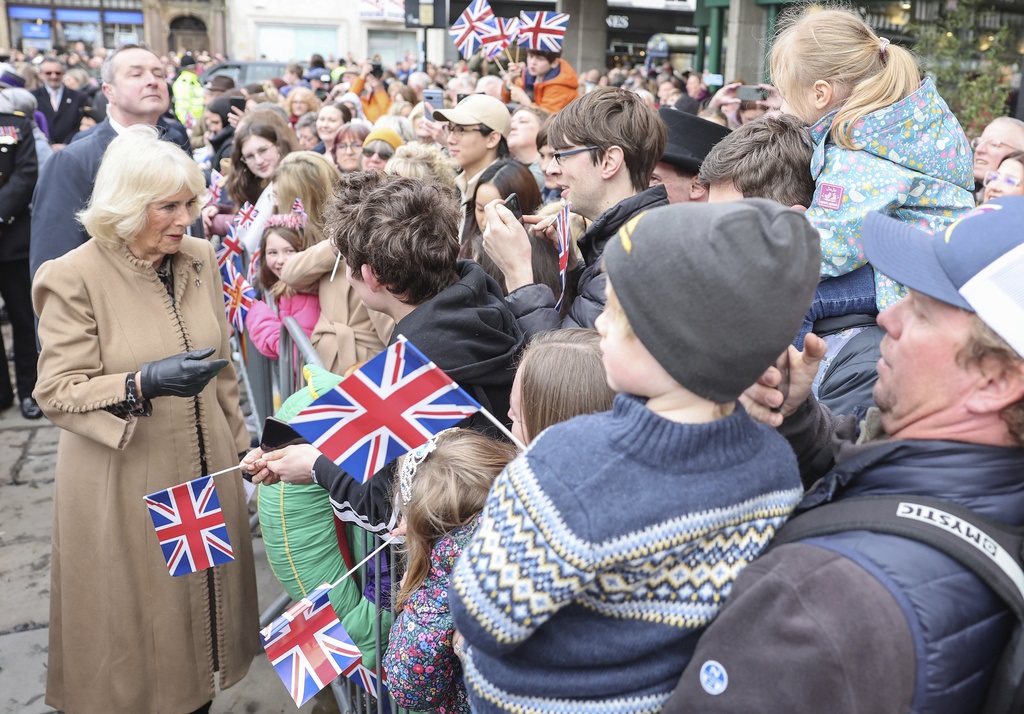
[349,59,391,123]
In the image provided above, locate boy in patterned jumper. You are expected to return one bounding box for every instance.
[450,199,821,714]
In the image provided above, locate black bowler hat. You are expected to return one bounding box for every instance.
[658,106,731,175]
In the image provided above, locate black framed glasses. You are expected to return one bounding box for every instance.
[552,146,601,165]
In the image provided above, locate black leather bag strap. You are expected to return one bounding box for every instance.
[772,494,1024,714]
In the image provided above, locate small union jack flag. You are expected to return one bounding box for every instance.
[554,201,572,311]
[517,11,570,53]
[291,197,306,216]
[216,226,244,269]
[185,111,196,130]
[144,475,234,577]
[206,169,224,207]
[247,246,261,285]
[449,0,495,59]
[261,583,362,706]
[344,661,390,709]
[289,336,482,484]
[482,16,519,59]
[221,260,256,333]
[234,201,259,230]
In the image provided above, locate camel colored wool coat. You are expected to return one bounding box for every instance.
[33,236,260,714]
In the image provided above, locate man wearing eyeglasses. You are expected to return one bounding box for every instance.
[432,94,511,227]
[971,117,1024,191]
[31,56,87,149]
[483,87,668,337]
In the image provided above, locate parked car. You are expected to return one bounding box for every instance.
[201,61,293,88]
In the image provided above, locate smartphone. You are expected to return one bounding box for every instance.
[422,89,443,120]
[371,62,383,78]
[502,193,523,222]
[702,73,724,87]
[229,96,246,113]
[260,417,308,451]
[737,85,768,102]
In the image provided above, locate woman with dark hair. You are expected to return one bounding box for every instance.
[203,93,237,173]
[332,121,371,172]
[461,160,542,291]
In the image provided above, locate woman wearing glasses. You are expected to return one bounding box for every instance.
[981,150,1024,204]
[332,121,371,172]
[361,126,405,171]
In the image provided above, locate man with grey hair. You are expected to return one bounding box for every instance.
[30,45,186,277]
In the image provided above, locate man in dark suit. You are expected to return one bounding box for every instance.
[32,57,88,147]
[0,110,40,418]
[30,45,182,278]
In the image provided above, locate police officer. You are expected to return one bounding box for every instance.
[0,88,40,418]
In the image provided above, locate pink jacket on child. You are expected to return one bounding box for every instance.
[245,292,321,359]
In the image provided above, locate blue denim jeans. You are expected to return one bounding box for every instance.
[795,265,877,349]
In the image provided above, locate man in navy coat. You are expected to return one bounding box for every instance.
[30,45,185,278]
[31,57,88,147]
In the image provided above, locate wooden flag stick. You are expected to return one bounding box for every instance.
[329,250,342,283]
[207,463,242,479]
[490,52,506,74]
[329,537,395,589]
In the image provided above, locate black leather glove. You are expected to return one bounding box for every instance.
[140,348,229,398]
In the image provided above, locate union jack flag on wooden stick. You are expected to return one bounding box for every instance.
[216,226,244,268]
[261,583,362,706]
[288,336,483,484]
[221,260,256,333]
[206,169,224,207]
[481,16,520,59]
[517,11,570,53]
[344,661,390,710]
[554,201,572,311]
[234,201,259,230]
[144,475,234,577]
[246,246,261,286]
[449,0,496,59]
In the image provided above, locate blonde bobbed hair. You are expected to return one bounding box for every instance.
[78,125,205,248]
[770,6,921,150]
[272,150,339,243]
[384,143,458,193]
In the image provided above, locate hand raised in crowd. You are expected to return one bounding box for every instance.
[757,83,783,112]
[481,199,535,293]
[226,103,245,128]
[740,333,828,427]
[242,443,321,486]
[140,347,228,399]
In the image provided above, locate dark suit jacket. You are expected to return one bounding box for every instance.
[31,86,88,145]
[0,112,38,262]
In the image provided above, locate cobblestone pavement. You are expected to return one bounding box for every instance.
[0,325,338,714]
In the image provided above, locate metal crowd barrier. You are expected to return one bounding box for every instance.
[245,315,402,714]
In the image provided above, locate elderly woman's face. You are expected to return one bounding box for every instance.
[361,140,394,172]
[133,189,196,263]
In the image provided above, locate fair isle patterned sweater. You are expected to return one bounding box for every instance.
[450,394,804,714]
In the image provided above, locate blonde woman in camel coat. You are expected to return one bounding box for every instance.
[33,127,259,714]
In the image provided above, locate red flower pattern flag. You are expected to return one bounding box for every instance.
[554,201,572,311]
[516,11,570,53]
[261,582,362,706]
[221,260,256,333]
[449,0,496,59]
[288,336,482,484]
[144,475,234,577]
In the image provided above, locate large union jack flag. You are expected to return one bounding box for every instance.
[481,16,519,59]
[144,475,234,577]
[516,11,570,53]
[449,0,495,59]
[554,200,572,311]
[288,336,482,484]
[261,582,362,706]
[221,260,256,333]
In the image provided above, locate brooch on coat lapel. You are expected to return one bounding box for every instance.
[192,259,204,287]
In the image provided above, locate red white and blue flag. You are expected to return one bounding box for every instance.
[344,661,390,709]
[144,475,234,577]
[246,246,261,286]
[221,260,256,333]
[554,201,572,311]
[261,582,362,706]
[482,16,520,59]
[234,201,259,230]
[516,11,570,53]
[291,197,306,216]
[216,226,244,269]
[449,0,496,59]
[288,336,482,484]
[206,169,224,207]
